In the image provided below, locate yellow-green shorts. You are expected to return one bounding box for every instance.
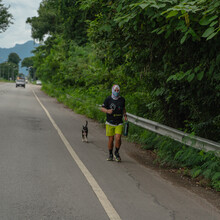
[106,124,123,136]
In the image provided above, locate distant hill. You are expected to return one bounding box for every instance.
[0,41,39,75]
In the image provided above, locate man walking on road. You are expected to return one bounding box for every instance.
[101,85,127,162]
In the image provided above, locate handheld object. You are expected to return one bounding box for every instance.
[123,121,129,136]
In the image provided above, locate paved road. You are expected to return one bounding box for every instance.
[0,82,219,220]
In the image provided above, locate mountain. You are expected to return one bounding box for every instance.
[0,41,39,75]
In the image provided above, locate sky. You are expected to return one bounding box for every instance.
[0,0,42,48]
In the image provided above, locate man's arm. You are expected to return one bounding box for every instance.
[101,107,113,114]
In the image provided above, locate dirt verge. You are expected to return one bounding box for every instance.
[123,139,220,211]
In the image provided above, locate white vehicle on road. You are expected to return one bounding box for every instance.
[16,78,25,88]
[36,80,42,85]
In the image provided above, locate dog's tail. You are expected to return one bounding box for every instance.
[86,121,88,126]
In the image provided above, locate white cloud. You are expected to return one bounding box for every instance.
[0,0,42,48]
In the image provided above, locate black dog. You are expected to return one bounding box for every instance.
[82,121,88,142]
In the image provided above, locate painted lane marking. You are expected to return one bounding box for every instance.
[33,90,121,220]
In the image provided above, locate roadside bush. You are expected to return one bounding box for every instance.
[42,83,220,191]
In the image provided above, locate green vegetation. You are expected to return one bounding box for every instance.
[8,53,21,65]
[21,57,36,80]
[128,123,220,190]
[0,55,19,81]
[27,0,220,191]
[42,83,220,191]
[0,0,13,33]
[0,78,12,83]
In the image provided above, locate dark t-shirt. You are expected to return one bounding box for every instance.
[102,96,125,125]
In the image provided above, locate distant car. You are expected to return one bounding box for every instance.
[16,78,25,88]
[36,80,42,85]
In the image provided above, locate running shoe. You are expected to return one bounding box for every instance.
[107,154,113,161]
[114,152,121,162]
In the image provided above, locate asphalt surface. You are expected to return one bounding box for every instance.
[0,82,219,220]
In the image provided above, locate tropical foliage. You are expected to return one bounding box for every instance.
[8,52,21,65]
[27,0,220,190]
[0,0,13,33]
[21,57,36,80]
[27,0,220,141]
[0,53,20,80]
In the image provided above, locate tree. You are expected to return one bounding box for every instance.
[26,0,91,45]
[82,0,220,141]
[0,62,18,80]
[21,57,34,68]
[22,57,35,79]
[0,0,13,33]
[26,0,220,141]
[8,53,21,65]
[26,0,59,41]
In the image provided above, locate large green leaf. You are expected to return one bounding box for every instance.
[167,75,175,82]
[209,15,218,22]
[166,10,178,18]
[210,21,218,27]
[139,3,149,9]
[197,71,204,81]
[199,17,211,26]
[116,4,122,12]
[187,73,195,82]
[206,31,218,40]
[202,27,215,38]
[180,32,188,44]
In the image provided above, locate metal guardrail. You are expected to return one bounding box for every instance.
[65,93,220,154]
[127,113,220,154]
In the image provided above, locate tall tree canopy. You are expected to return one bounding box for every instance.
[8,53,21,65]
[22,57,35,79]
[21,57,34,68]
[26,0,93,45]
[27,0,220,142]
[0,0,13,33]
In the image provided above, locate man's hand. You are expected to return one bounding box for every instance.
[107,109,113,114]
[101,107,113,114]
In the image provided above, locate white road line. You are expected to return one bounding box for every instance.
[33,90,121,220]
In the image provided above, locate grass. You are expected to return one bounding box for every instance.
[0,79,14,83]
